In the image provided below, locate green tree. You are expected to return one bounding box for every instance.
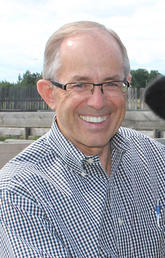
[18,70,42,87]
[130,69,162,88]
[131,69,149,88]
[148,70,161,82]
[0,80,15,87]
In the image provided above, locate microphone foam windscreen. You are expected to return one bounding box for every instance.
[144,76,165,119]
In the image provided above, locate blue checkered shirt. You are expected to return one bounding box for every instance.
[0,118,165,257]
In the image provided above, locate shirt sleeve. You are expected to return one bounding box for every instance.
[0,189,69,258]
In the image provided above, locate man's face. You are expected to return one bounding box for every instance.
[52,31,128,155]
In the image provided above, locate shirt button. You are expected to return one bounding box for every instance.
[118,217,123,227]
[80,171,87,178]
[86,158,94,165]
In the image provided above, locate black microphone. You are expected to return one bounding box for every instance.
[144,76,165,119]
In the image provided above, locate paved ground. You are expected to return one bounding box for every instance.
[0,140,33,169]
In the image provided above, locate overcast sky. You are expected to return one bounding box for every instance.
[1,0,165,82]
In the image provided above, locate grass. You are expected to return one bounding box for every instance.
[0,135,40,141]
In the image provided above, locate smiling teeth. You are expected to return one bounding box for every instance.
[80,115,107,123]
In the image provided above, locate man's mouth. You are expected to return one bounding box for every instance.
[80,115,107,123]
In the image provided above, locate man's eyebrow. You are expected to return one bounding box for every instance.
[70,75,91,81]
[103,75,121,81]
[70,75,122,82]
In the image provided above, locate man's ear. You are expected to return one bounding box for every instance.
[127,73,132,83]
[37,79,56,110]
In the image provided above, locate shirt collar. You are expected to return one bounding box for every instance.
[47,115,130,167]
[47,116,99,168]
[110,127,130,152]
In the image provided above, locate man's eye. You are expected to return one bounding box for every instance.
[74,83,84,88]
[106,82,118,87]
[68,83,85,91]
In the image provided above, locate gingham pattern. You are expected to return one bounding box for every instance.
[0,117,165,257]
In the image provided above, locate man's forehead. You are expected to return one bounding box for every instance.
[60,30,116,50]
[56,30,125,81]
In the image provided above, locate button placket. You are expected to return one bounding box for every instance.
[80,171,87,178]
[86,158,94,165]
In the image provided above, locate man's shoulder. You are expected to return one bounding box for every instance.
[116,127,165,177]
[119,127,165,151]
[2,132,56,169]
[120,126,158,139]
[12,134,52,163]
[0,134,56,189]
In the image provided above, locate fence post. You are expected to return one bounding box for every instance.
[25,127,31,139]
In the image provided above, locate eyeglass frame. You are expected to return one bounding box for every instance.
[48,79,130,93]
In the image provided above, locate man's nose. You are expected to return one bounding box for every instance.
[87,86,105,109]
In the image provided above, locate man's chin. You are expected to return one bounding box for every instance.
[74,139,110,155]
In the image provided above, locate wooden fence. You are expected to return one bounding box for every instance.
[0,86,148,111]
[0,86,49,111]
[127,87,149,110]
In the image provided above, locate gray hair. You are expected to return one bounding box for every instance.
[43,21,130,80]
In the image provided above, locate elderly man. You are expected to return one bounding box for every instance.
[0,21,165,257]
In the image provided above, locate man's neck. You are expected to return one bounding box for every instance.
[98,144,112,177]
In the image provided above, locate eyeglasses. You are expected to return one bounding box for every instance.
[49,80,130,95]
